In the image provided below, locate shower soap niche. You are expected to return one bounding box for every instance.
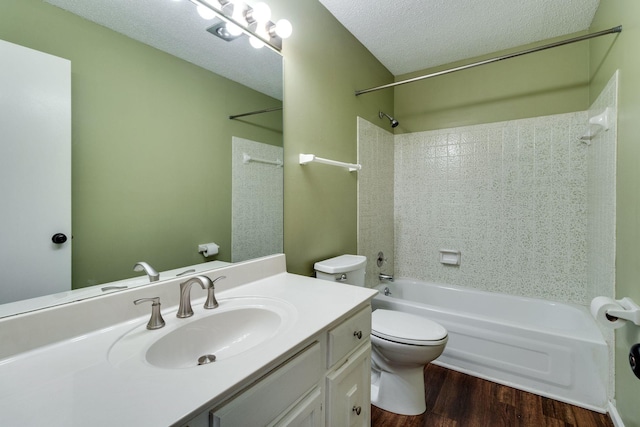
[439,249,461,266]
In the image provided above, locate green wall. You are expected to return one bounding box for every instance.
[274,0,394,275]
[1,0,282,288]
[279,0,639,422]
[590,2,640,425]
[394,34,591,132]
[5,0,637,420]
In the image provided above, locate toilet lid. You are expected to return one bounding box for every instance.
[371,309,447,345]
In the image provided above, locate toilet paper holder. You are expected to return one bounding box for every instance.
[606,297,640,326]
[198,243,220,257]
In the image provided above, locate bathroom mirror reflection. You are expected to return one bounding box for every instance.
[0,0,283,317]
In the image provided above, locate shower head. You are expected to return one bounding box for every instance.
[379,111,399,128]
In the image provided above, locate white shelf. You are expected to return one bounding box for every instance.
[299,154,361,172]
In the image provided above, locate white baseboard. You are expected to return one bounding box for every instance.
[608,400,625,427]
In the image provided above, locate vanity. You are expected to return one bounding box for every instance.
[0,254,376,426]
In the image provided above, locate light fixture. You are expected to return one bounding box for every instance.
[183,0,292,53]
[207,21,242,42]
[272,19,292,39]
[197,4,216,19]
[247,2,271,24]
[226,1,246,36]
[189,0,216,19]
[249,36,265,49]
[249,24,270,49]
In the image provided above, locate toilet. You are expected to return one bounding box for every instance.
[314,255,448,416]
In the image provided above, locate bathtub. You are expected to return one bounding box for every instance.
[372,279,609,412]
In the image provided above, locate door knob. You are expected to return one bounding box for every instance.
[51,233,68,244]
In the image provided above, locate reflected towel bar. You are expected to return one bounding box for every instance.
[243,152,283,167]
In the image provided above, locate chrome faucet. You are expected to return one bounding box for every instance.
[133,261,160,282]
[379,273,394,282]
[177,275,226,318]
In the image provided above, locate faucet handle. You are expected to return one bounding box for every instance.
[134,297,166,330]
[204,276,226,309]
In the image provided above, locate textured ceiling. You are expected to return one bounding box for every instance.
[45,0,283,100]
[45,0,601,97]
[318,0,600,76]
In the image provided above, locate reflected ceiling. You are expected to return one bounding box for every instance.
[45,0,283,99]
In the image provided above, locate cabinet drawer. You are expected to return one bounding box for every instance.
[270,386,323,427]
[326,343,371,427]
[211,342,322,426]
[327,307,371,367]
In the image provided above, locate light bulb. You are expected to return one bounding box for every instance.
[251,2,271,23]
[275,19,292,38]
[226,22,243,36]
[196,4,216,19]
[249,36,265,49]
[250,26,269,49]
[226,0,246,35]
[231,0,245,21]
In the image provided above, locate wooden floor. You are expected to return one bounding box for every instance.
[371,364,613,427]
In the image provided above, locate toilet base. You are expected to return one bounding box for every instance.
[370,364,426,415]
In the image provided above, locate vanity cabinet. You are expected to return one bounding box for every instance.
[210,342,322,427]
[325,307,371,427]
[326,345,371,427]
[180,306,372,427]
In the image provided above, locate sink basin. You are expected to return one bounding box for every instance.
[147,307,280,368]
[108,297,296,369]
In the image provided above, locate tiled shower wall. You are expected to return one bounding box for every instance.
[232,137,283,262]
[357,118,395,287]
[586,71,618,303]
[393,112,590,304]
[358,74,617,305]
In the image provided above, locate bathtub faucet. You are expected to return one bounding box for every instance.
[379,273,394,282]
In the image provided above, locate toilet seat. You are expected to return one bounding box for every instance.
[371,309,447,346]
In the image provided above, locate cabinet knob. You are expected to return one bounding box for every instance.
[353,330,362,339]
[352,406,362,416]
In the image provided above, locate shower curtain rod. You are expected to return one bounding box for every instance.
[355,25,622,96]
[229,106,283,120]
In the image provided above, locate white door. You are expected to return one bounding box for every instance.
[0,39,71,304]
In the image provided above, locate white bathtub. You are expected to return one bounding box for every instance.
[372,279,609,412]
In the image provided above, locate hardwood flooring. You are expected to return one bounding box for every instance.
[371,364,613,427]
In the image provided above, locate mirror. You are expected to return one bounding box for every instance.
[0,0,283,317]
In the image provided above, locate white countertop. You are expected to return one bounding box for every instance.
[0,260,231,318]
[0,256,377,426]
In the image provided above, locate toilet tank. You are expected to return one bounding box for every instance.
[313,255,367,286]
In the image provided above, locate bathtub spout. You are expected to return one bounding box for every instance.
[379,273,394,282]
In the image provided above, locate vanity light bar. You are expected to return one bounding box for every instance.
[187,0,292,53]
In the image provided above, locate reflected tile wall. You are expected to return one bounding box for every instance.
[231,137,283,262]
